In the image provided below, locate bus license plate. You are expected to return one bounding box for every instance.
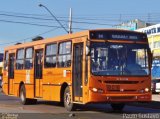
[107,85,120,91]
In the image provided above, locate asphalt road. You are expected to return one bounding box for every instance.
[0,89,160,119]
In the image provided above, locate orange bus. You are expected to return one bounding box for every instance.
[2,29,152,111]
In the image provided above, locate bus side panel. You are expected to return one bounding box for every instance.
[14,70,34,98]
[14,70,25,96]
[25,70,35,98]
[42,68,53,100]
[43,68,71,101]
[2,71,9,95]
[14,84,19,96]
[50,86,61,101]
[2,83,8,95]
[25,84,34,98]
[42,84,61,101]
[51,68,71,101]
[42,85,51,100]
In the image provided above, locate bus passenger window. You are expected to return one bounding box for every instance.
[4,51,9,70]
[45,43,57,68]
[16,49,24,70]
[25,48,33,69]
[58,41,71,67]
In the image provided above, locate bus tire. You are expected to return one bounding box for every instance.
[64,86,75,111]
[20,85,37,105]
[111,103,125,111]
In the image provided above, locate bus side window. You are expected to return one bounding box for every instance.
[16,49,24,70]
[25,47,33,69]
[4,51,9,71]
[58,41,71,67]
[45,43,57,68]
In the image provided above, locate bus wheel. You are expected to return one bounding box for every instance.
[111,103,125,111]
[20,85,37,105]
[20,85,28,104]
[64,86,75,111]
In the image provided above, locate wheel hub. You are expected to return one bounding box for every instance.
[20,92,24,101]
[65,93,71,105]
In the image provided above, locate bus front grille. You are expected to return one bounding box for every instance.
[104,81,139,84]
[108,89,137,92]
[110,96,135,100]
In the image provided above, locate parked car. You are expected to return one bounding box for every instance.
[151,79,160,94]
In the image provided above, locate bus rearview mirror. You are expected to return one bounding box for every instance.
[86,46,90,56]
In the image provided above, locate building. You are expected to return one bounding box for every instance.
[137,24,160,56]
[114,19,153,31]
[137,24,160,79]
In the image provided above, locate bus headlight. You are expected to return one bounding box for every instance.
[92,88,98,92]
[145,88,149,92]
[92,88,104,93]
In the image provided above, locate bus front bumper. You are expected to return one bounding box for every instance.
[88,91,151,103]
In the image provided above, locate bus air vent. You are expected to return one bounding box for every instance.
[32,36,44,41]
[104,81,139,84]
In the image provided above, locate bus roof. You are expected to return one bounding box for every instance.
[4,30,89,51]
[4,29,146,51]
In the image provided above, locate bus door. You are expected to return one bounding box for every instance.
[34,49,43,97]
[8,53,15,95]
[73,43,83,102]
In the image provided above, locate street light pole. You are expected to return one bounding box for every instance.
[39,4,69,33]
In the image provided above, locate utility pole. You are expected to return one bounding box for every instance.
[68,8,72,34]
[39,4,69,34]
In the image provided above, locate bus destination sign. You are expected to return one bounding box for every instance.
[90,30,147,42]
[111,34,138,40]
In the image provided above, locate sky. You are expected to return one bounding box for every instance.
[0,0,160,53]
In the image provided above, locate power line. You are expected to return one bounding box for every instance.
[1,10,160,19]
[0,10,51,17]
[0,13,53,21]
[0,11,159,28]
[0,19,60,28]
[0,11,159,29]
[1,11,160,25]
[2,10,160,24]
[1,10,160,18]
[0,27,61,53]
[0,19,87,30]
[0,13,115,26]
[0,12,136,22]
[39,4,69,33]
[0,27,60,46]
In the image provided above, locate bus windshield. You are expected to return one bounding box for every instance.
[91,42,149,76]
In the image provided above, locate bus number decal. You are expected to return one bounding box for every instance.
[26,70,30,83]
[63,70,66,77]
